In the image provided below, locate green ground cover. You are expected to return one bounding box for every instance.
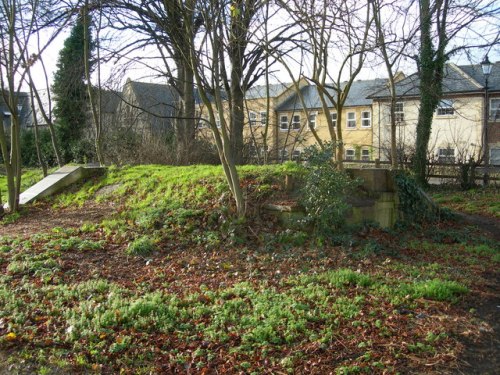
[0,165,498,374]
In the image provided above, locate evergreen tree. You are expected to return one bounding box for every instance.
[52,14,94,163]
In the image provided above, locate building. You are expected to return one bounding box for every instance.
[274,79,387,161]
[1,91,34,131]
[113,79,180,141]
[370,62,500,164]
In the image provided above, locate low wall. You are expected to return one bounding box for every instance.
[264,168,399,229]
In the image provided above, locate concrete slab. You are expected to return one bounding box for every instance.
[2,165,106,209]
[19,166,82,205]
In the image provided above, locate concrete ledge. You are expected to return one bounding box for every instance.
[16,165,106,206]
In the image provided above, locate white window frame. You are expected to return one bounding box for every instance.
[361,111,371,128]
[490,147,500,165]
[197,118,208,129]
[437,147,455,163]
[260,111,267,125]
[280,115,289,131]
[214,113,222,128]
[249,111,258,126]
[361,149,370,161]
[345,148,355,161]
[330,112,337,127]
[394,102,404,122]
[347,112,356,129]
[307,112,317,130]
[291,149,302,161]
[292,114,301,130]
[436,99,455,116]
[490,98,500,121]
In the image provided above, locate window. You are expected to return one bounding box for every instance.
[197,118,208,129]
[249,145,258,158]
[260,111,267,125]
[308,113,317,129]
[260,146,269,159]
[279,149,289,161]
[292,149,301,161]
[394,102,404,122]
[292,114,301,130]
[438,148,455,163]
[361,111,371,127]
[436,99,454,116]
[331,112,337,127]
[361,149,370,161]
[249,111,257,126]
[490,148,500,165]
[280,115,288,131]
[490,99,500,121]
[347,112,356,128]
[345,149,355,161]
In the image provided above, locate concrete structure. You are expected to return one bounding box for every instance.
[264,169,399,228]
[16,165,105,206]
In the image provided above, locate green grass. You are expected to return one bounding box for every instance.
[0,165,495,373]
[0,264,468,372]
[0,168,51,204]
[432,186,500,217]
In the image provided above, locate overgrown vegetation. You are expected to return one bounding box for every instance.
[0,164,498,373]
[432,185,500,218]
[301,145,361,236]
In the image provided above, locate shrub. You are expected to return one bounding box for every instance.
[393,171,442,224]
[126,236,155,256]
[301,144,360,235]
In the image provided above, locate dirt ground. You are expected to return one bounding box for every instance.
[0,202,115,238]
[0,205,498,374]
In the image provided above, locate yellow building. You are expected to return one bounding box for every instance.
[274,79,387,161]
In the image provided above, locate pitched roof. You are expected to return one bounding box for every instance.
[125,80,180,118]
[458,62,500,91]
[370,61,500,99]
[245,83,290,99]
[276,79,387,111]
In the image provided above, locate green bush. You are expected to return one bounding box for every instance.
[301,144,360,235]
[20,129,59,167]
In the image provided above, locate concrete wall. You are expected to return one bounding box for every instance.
[264,168,399,229]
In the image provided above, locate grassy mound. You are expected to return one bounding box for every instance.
[0,164,497,374]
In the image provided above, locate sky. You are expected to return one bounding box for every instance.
[24,0,500,98]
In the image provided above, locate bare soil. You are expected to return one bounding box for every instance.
[0,204,498,374]
[0,202,115,238]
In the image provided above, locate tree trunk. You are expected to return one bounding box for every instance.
[29,88,48,176]
[230,73,245,165]
[174,64,196,165]
[414,0,445,185]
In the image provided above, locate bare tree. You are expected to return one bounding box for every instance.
[413,0,499,185]
[370,0,417,168]
[279,0,374,169]
[107,0,202,165]
[0,0,74,211]
[83,0,105,165]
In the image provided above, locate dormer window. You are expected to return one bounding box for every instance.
[436,99,454,116]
